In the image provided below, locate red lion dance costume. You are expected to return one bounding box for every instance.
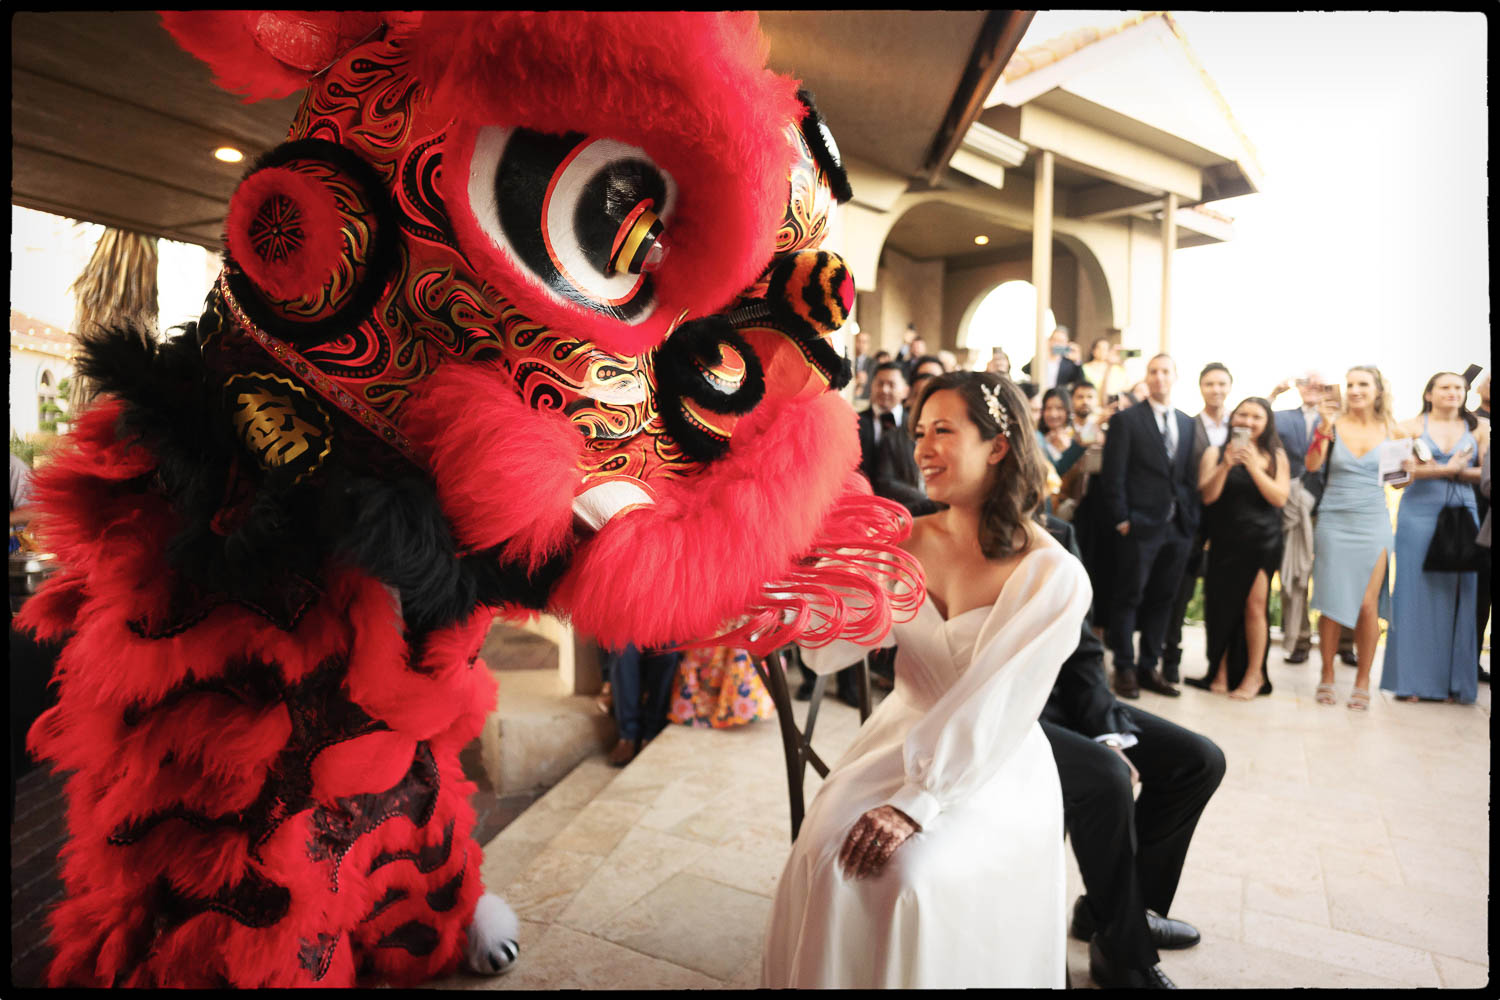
[20,11,919,988]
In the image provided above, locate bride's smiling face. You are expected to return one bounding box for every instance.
[913,388,1008,506]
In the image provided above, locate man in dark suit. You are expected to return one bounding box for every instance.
[1021,325,1084,390]
[803,361,930,705]
[857,362,935,515]
[1042,517,1225,990]
[1099,354,1198,699]
[1162,363,1232,683]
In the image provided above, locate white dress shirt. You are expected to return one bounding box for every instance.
[1200,411,1229,449]
[1148,399,1178,458]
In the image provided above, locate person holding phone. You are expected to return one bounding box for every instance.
[1304,366,1402,711]
[1022,327,1083,390]
[1187,398,1289,699]
[1380,372,1488,704]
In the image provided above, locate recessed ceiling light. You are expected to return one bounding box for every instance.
[973,235,990,245]
[214,146,244,163]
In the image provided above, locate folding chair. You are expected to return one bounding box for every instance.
[752,645,872,842]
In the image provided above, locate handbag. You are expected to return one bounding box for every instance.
[1305,426,1333,516]
[1423,481,1482,572]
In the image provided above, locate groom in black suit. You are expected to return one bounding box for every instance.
[1042,517,1226,989]
[1098,354,1199,699]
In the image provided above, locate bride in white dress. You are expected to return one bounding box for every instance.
[762,371,1091,988]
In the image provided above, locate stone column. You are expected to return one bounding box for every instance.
[1160,190,1177,356]
[1032,149,1054,384]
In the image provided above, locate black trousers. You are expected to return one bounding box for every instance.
[1162,536,1207,680]
[1110,522,1194,674]
[1043,707,1226,970]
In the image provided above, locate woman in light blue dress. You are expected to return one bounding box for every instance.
[1382,373,1488,703]
[1306,366,1399,711]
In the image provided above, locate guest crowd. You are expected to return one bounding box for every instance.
[848,325,1491,710]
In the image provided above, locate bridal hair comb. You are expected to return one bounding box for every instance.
[979,380,1011,437]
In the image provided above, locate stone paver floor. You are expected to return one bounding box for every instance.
[430,624,1490,990]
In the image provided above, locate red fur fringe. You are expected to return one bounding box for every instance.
[159,11,386,102]
[20,402,495,987]
[705,487,925,657]
[425,12,801,358]
[551,390,864,649]
[399,361,583,572]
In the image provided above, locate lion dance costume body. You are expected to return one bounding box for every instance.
[19,12,919,988]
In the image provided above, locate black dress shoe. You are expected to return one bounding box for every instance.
[1479,666,1490,684]
[1114,668,1141,700]
[792,677,815,701]
[1071,897,1201,951]
[1089,936,1177,989]
[1070,895,1098,941]
[1138,669,1180,697]
[1146,910,1201,950]
[1284,649,1309,664]
[1161,663,1180,684]
[1338,649,1358,666]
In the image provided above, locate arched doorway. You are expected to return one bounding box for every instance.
[960,280,1055,372]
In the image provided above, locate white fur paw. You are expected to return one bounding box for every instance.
[465,892,520,976]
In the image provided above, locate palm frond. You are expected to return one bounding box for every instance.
[68,227,160,413]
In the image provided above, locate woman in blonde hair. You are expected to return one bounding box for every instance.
[1304,365,1402,711]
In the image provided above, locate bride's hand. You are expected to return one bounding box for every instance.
[839,805,920,879]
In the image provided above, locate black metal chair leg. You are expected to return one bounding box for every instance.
[754,651,807,841]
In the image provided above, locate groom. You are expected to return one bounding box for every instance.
[1043,517,1226,989]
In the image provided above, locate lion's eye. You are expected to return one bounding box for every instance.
[465,126,675,323]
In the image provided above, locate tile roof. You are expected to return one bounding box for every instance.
[1001,10,1163,83]
[10,310,79,357]
[1002,11,1264,182]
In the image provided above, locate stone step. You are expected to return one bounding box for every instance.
[479,667,616,798]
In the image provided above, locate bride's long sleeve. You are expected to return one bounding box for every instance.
[884,546,1091,830]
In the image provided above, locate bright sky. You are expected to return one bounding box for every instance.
[987,10,1490,417]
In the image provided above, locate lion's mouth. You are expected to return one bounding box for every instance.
[571,477,656,534]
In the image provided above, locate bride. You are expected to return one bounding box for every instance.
[761,371,1092,988]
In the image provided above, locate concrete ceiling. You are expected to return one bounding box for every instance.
[882,200,1031,263]
[11,11,1030,252]
[11,11,302,248]
[759,11,989,180]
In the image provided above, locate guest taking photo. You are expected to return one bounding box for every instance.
[1186,398,1289,699]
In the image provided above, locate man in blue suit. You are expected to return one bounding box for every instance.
[1099,354,1199,699]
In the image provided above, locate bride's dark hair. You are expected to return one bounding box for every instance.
[913,371,1045,559]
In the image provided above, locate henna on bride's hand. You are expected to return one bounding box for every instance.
[840,805,920,879]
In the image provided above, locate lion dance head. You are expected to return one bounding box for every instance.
[153,10,919,651]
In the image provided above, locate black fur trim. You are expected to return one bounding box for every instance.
[77,324,571,637]
[222,138,402,349]
[652,316,767,461]
[796,89,854,204]
[329,474,573,632]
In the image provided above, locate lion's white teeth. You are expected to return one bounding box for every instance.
[572,479,655,533]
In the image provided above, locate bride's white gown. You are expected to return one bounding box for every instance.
[761,543,1091,988]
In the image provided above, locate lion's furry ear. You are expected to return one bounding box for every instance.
[159,12,392,102]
